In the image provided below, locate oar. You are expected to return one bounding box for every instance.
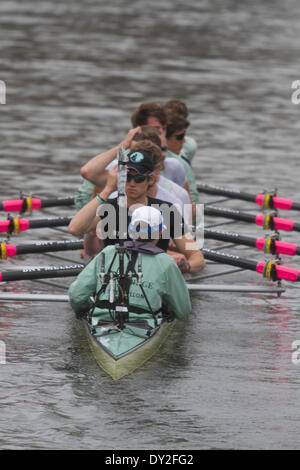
[204,205,300,232]
[0,239,83,259]
[0,264,84,282]
[0,196,74,213]
[202,248,300,282]
[0,250,299,283]
[0,284,285,302]
[0,216,72,234]
[204,228,300,256]
[198,183,300,211]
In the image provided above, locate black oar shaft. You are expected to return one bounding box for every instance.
[204,228,257,248]
[204,205,256,223]
[28,217,72,229]
[0,265,84,282]
[40,197,74,208]
[202,248,258,271]
[15,240,83,255]
[198,184,256,203]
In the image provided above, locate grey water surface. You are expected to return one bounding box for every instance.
[1,0,300,450]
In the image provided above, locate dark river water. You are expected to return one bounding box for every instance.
[1,0,300,450]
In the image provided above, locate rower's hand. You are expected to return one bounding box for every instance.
[170,252,190,273]
[105,165,118,192]
[121,127,142,149]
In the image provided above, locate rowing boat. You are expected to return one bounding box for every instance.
[1,182,300,379]
[82,314,175,380]
[76,146,179,380]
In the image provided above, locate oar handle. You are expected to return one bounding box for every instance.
[255,214,300,232]
[202,248,300,282]
[0,196,75,213]
[1,198,41,212]
[0,239,84,259]
[204,206,300,233]
[256,262,300,282]
[0,216,72,233]
[204,228,300,256]
[198,183,300,212]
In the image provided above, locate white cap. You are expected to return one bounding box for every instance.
[128,206,166,240]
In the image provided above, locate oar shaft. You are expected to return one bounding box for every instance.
[198,184,256,203]
[204,228,257,248]
[202,248,258,271]
[0,264,84,282]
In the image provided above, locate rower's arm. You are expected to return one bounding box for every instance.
[163,261,192,318]
[68,255,99,314]
[68,196,100,237]
[80,145,120,188]
[68,187,113,237]
[80,127,142,187]
[173,234,206,273]
[69,168,118,237]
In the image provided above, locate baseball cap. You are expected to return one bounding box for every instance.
[128,206,166,240]
[127,150,155,174]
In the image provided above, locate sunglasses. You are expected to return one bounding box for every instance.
[175,132,186,141]
[161,146,168,152]
[126,173,151,183]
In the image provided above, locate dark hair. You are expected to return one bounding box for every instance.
[165,114,190,139]
[133,125,162,149]
[163,99,189,118]
[131,103,167,127]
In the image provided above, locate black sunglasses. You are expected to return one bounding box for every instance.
[175,132,186,141]
[127,173,151,183]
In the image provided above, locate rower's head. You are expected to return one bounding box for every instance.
[125,142,160,199]
[131,103,167,137]
[128,206,166,242]
[163,99,189,119]
[165,114,189,155]
[132,126,166,172]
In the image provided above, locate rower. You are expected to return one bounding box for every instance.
[72,127,193,260]
[77,126,190,213]
[164,113,200,205]
[130,102,189,191]
[68,147,205,274]
[162,98,198,164]
[68,206,192,321]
